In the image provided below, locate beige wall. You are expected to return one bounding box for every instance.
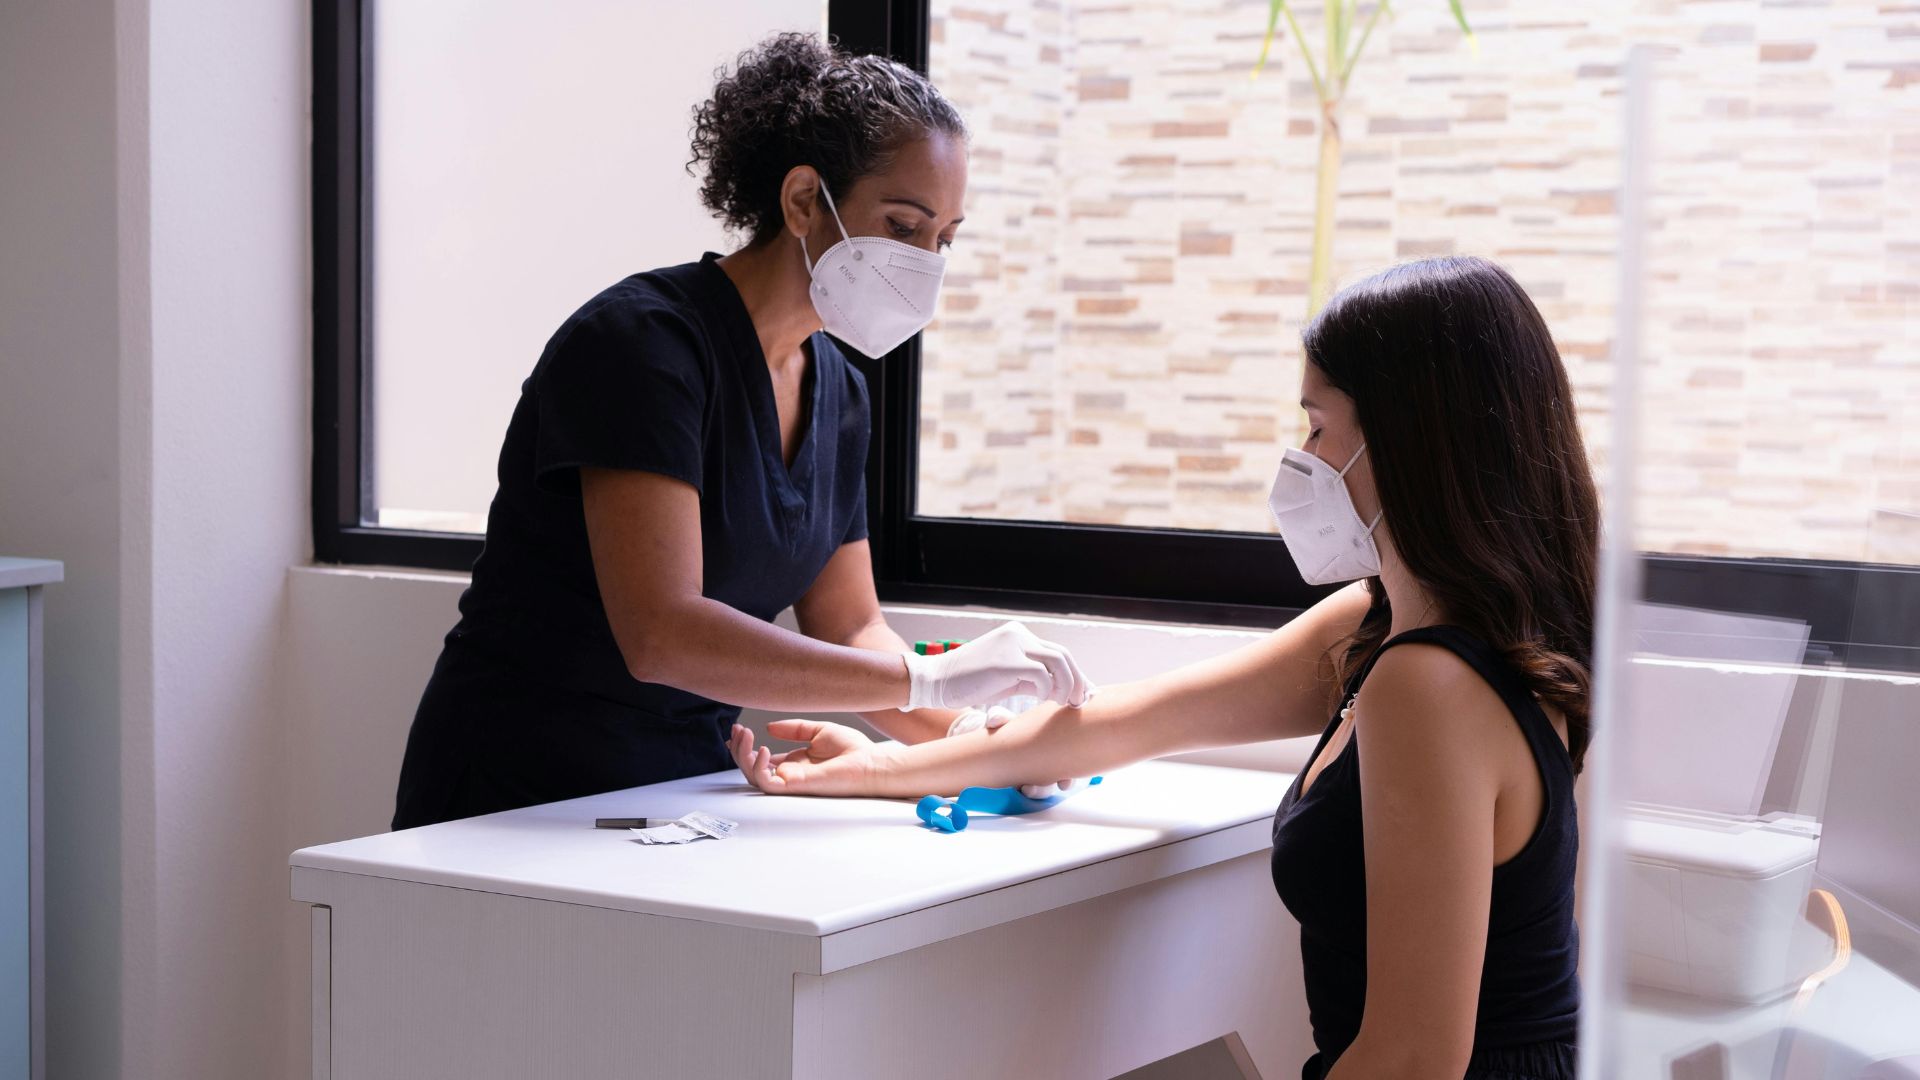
[920,0,1920,565]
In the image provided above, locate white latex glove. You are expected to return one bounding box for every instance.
[900,621,1092,711]
[946,705,1092,801]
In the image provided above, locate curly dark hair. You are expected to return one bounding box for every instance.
[688,32,967,245]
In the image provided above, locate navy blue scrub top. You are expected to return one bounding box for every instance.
[392,253,869,829]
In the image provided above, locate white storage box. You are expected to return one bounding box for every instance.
[1618,606,1835,1004]
[1623,808,1829,1004]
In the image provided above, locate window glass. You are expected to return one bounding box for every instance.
[368,0,823,533]
[920,0,1919,568]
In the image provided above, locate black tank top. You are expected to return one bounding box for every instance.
[1270,625,1580,1063]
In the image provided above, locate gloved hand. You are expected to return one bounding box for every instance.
[945,704,1091,801]
[901,621,1092,712]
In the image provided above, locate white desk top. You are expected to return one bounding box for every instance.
[291,759,1292,937]
[0,558,63,590]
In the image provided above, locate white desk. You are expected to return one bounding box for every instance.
[291,759,1313,1080]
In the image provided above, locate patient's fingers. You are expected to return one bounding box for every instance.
[755,746,793,792]
[729,724,757,778]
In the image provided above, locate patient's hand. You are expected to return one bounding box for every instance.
[728,720,886,796]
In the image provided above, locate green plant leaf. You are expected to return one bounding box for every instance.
[1333,0,1351,74]
[1253,0,1328,100]
[1283,1,1328,99]
[1447,0,1479,57]
[1340,1,1390,84]
[1252,0,1287,78]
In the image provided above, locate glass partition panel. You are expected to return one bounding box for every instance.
[1590,22,1920,1078]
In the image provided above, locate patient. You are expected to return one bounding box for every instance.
[730,256,1595,1080]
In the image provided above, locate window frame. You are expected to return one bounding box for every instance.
[313,0,481,571]
[312,0,1920,670]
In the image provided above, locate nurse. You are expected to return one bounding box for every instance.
[392,33,1089,830]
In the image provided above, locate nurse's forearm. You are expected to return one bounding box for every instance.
[839,620,960,744]
[628,596,913,713]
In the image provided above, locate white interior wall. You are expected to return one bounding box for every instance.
[143,0,310,1075]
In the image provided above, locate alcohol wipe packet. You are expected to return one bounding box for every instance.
[629,812,738,845]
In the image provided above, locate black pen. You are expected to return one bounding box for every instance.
[594,817,673,829]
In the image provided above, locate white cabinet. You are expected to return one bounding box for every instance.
[291,759,1312,1079]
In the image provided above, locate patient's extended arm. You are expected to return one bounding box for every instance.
[729,581,1374,798]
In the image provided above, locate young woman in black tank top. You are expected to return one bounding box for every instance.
[733,256,1600,1080]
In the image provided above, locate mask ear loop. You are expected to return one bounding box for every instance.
[801,176,856,275]
[1336,443,1385,536]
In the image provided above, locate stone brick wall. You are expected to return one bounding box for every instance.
[918,0,1918,565]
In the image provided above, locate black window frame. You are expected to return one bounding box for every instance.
[313,0,1920,671]
[313,0,478,570]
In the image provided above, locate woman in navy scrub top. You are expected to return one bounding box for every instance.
[735,258,1597,1080]
[393,34,1089,831]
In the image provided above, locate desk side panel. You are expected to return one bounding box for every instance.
[794,852,1312,1080]
[819,818,1274,972]
[298,870,816,1080]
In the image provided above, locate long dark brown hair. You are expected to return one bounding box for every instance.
[1306,256,1600,772]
